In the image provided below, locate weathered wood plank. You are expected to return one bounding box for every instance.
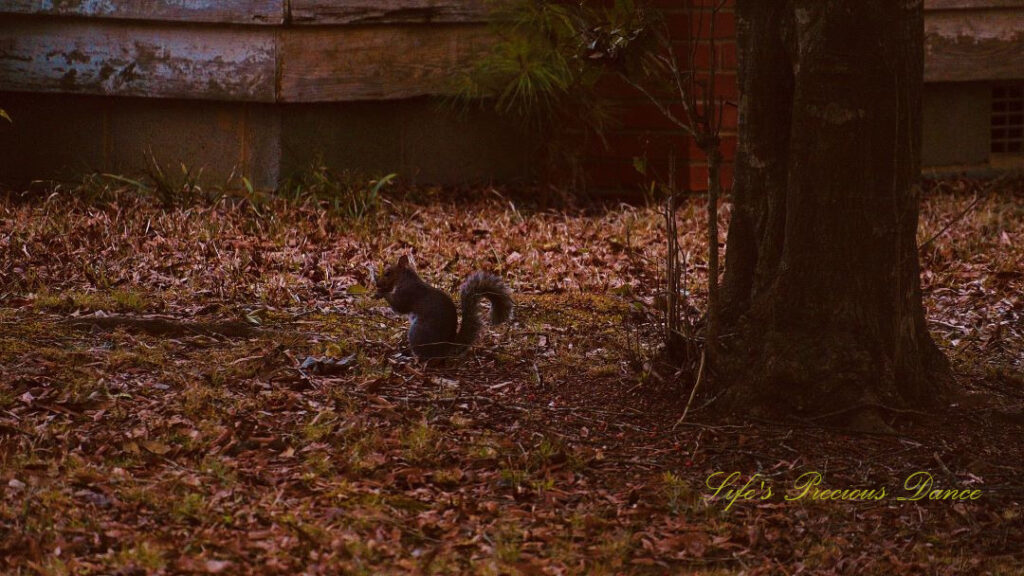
[289,0,488,24]
[278,25,492,102]
[0,17,277,101]
[925,0,1024,10]
[925,9,1024,81]
[0,0,285,24]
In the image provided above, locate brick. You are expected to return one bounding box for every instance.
[676,40,738,72]
[645,0,688,10]
[590,131,692,161]
[582,158,648,190]
[687,161,734,192]
[718,41,738,70]
[618,101,696,131]
[687,133,737,160]
[720,103,739,130]
[680,41,714,71]
[689,10,736,39]
[692,72,739,99]
[660,11,690,39]
[695,100,740,130]
[583,154,691,191]
[689,0,735,8]
[608,99,737,137]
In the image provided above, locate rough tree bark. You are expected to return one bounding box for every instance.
[719,0,951,427]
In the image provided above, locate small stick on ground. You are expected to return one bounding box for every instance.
[64,315,267,338]
[674,348,706,429]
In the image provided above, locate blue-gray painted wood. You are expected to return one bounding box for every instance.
[0,0,285,24]
[0,17,277,101]
[925,9,1024,81]
[0,16,490,103]
[289,0,487,24]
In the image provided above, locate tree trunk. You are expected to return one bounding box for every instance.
[720,0,950,425]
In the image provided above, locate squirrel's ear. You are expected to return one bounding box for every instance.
[398,255,410,268]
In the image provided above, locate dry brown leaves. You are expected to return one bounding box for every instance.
[0,178,1021,575]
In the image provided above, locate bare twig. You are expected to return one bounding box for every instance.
[919,193,981,250]
[674,348,706,429]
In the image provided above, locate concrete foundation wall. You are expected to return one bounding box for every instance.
[0,92,533,190]
[279,100,532,185]
[922,82,992,167]
[4,2,1023,193]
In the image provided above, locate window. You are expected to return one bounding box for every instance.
[992,84,1023,155]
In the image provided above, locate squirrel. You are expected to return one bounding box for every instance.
[373,255,513,358]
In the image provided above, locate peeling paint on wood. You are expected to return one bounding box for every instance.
[0,0,285,24]
[925,9,1024,81]
[0,16,490,103]
[925,0,1024,10]
[278,25,491,102]
[289,0,488,24]
[0,17,277,101]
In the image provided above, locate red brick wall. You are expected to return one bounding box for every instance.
[585,0,738,193]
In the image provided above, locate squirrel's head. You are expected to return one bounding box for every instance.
[373,255,412,298]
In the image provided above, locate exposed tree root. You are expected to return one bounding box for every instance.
[65,315,266,338]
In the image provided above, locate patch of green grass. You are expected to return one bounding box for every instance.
[432,468,464,487]
[110,289,149,312]
[0,388,16,409]
[343,431,384,476]
[586,363,620,377]
[661,471,699,514]
[592,529,634,571]
[342,537,385,568]
[181,381,232,419]
[118,484,160,509]
[280,157,396,220]
[301,411,338,444]
[32,288,149,313]
[114,541,166,573]
[530,475,556,493]
[201,456,237,485]
[35,556,71,576]
[401,420,440,464]
[470,441,500,460]
[170,491,207,523]
[492,525,524,565]
[302,451,335,479]
[499,466,529,491]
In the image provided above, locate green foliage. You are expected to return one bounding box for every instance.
[96,150,210,207]
[453,1,621,143]
[70,153,263,209]
[456,0,660,121]
[281,156,395,219]
[33,289,149,313]
[455,1,580,121]
[452,0,663,187]
[580,0,667,80]
[143,150,207,207]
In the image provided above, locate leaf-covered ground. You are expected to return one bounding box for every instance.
[1,177,1021,575]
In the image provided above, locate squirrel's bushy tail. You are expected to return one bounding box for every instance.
[456,272,513,348]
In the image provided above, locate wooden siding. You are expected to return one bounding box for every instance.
[0,0,285,24]
[925,8,1024,81]
[278,25,490,101]
[0,0,486,25]
[925,0,1024,10]
[1,1,1022,105]
[0,18,277,101]
[290,0,488,24]
[0,16,488,102]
